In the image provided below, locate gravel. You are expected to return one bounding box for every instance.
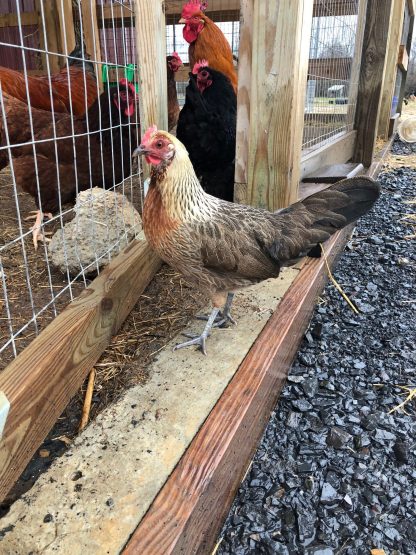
[218,142,416,555]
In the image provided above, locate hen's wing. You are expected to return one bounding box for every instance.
[179,177,380,292]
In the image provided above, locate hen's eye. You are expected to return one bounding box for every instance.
[156,140,163,148]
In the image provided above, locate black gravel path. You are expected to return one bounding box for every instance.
[218,142,416,555]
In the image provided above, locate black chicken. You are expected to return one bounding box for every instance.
[176,60,236,201]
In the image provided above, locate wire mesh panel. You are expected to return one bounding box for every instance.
[302,0,365,153]
[0,0,143,370]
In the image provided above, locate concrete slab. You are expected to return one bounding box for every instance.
[0,268,299,555]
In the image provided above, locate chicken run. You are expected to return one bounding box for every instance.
[0,0,414,552]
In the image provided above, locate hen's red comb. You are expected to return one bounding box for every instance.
[192,59,209,74]
[141,125,158,146]
[181,0,207,18]
[172,51,183,64]
[119,78,137,96]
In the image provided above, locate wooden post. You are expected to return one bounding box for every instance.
[396,7,415,114]
[353,0,394,167]
[35,0,60,72]
[56,0,76,60]
[234,0,253,204]
[134,0,168,141]
[81,0,103,90]
[346,0,368,126]
[378,0,406,140]
[237,0,313,210]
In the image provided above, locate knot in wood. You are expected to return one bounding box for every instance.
[101,297,113,312]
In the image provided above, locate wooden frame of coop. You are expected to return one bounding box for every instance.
[0,0,414,551]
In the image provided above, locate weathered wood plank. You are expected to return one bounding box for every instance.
[398,44,409,70]
[0,241,161,502]
[134,0,167,139]
[303,162,364,183]
[56,0,76,58]
[244,0,313,210]
[0,12,38,27]
[378,0,406,140]
[353,0,394,167]
[301,130,357,180]
[234,0,253,204]
[164,0,240,15]
[123,226,352,555]
[389,113,400,136]
[34,0,60,73]
[80,0,103,90]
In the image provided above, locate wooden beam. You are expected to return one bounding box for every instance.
[56,0,76,59]
[353,0,394,167]
[134,0,168,174]
[134,0,167,129]
[0,241,161,502]
[346,0,368,126]
[378,0,406,140]
[301,130,357,179]
[408,0,416,15]
[398,44,409,70]
[242,0,313,210]
[312,0,359,16]
[396,12,414,113]
[164,0,241,15]
[234,0,253,204]
[34,0,60,73]
[122,226,352,555]
[80,0,103,90]
[0,12,38,27]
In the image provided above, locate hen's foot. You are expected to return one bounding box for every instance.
[28,210,53,250]
[173,307,220,355]
[196,292,236,328]
[24,211,53,222]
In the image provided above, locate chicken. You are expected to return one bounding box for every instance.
[179,0,237,94]
[0,93,68,171]
[11,79,138,248]
[176,60,236,201]
[0,45,97,115]
[167,52,183,131]
[134,126,380,354]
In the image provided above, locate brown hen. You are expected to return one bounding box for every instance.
[135,127,380,355]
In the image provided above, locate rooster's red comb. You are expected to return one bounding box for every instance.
[192,59,209,74]
[181,0,207,19]
[141,125,158,146]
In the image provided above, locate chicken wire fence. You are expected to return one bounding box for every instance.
[303,0,365,153]
[0,0,143,369]
[0,0,242,369]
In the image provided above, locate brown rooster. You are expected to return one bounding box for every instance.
[134,127,380,354]
[11,80,138,248]
[0,46,97,115]
[167,52,183,131]
[179,0,238,94]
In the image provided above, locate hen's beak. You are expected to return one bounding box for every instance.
[132,145,147,158]
[179,17,186,23]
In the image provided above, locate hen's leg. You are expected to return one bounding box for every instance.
[27,210,52,250]
[196,292,236,328]
[173,307,220,356]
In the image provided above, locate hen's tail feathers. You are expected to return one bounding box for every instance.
[271,176,380,264]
